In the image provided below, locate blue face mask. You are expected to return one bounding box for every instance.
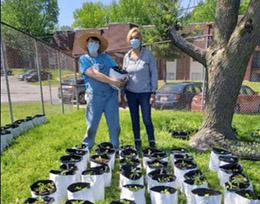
[130,38,141,49]
[87,41,100,56]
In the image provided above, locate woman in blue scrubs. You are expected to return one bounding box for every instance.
[79,32,125,150]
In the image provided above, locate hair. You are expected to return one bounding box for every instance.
[126,27,141,44]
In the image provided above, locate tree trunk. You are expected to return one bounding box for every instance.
[170,0,260,151]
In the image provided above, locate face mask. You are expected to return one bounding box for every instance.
[130,38,141,49]
[87,41,100,56]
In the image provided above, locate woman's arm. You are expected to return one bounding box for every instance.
[149,52,158,93]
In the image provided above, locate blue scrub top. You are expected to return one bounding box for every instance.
[80,53,117,94]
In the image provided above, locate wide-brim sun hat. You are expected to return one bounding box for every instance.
[78,31,108,52]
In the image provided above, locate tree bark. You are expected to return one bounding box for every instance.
[170,0,260,151]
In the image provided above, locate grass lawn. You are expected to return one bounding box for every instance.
[1,105,260,204]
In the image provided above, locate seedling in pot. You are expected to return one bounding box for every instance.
[236,190,258,200]
[126,185,143,192]
[129,168,142,179]
[175,160,196,169]
[35,182,55,195]
[24,196,54,204]
[161,188,171,194]
[193,174,206,185]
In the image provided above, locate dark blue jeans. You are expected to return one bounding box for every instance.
[125,90,155,143]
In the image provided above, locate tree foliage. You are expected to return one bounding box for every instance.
[1,0,59,36]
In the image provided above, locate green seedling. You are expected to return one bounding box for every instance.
[127,185,142,191]
[35,182,55,194]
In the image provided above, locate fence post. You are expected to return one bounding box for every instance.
[1,36,14,124]
[74,57,79,110]
[57,51,65,114]
[48,74,53,104]
[34,40,45,115]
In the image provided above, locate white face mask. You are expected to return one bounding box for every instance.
[87,41,100,56]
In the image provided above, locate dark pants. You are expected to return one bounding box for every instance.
[125,90,155,143]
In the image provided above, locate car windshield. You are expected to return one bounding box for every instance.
[159,84,186,93]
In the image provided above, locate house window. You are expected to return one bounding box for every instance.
[167,72,175,80]
[252,51,260,68]
[191,73,202,81]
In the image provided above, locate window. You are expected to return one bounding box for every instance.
[167,73,175,80]
[252,51,260,68]
[191,73,202,81]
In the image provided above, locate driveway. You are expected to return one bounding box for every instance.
[1,76,59,103]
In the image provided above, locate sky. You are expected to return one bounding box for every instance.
[58,0,198,27]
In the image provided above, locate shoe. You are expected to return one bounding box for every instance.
[149,141,156,148]
[134,140,142,155]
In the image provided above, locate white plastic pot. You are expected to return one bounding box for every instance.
[1,130,13,151]
[191,188,222,204]
[120,184,146,204]
[30,180,58,204]
[148,174,176,194]
[49,170,79,203]
[150,186,178,204]
[218,163,243,186]
[209,148,231,172]
[183,180,208,204]
[81,172,105,201]
[67,182,95,203]
[109,67,128,90]
[224,189,260,204]
[119,173,144,189]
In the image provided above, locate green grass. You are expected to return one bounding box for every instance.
[1,106,260,204]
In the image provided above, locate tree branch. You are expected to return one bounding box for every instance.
[170,28,207,67]
[214,0,240,45]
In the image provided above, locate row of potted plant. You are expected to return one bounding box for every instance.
[209,147,260,204]
[1,114,47,152]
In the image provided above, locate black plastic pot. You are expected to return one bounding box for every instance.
[95,146,115,155]
[147,159,168,169]
[49,169,76,176]
[174,159,197,170]
[171,131,189,139]
[143,147,162,157]
[148,168,169,179]
[219,163,243,174]
[30,180,56,196]
[123,184,144,191]
[120,157,140,167]
[184,169,205,181]
[151,173,176,183]
[149,151,167,160]
[66,148,88,157]
[4,123,19,129]
[24,196,54,204]
[219,155,238,164]
[90,154,110,165]
[25,116,33,121]
[65,200,94,204]
[74,143,88,151]
[121,166,143,180]
[191,188,221,197]
[212,147,231,155]
[82,166,107,176]
[173,153,193,162]
[67,182,91,193]
[0,129,11,135]
[120,145,136,150]
[98,142,114,150]
[120,148,138,158]
[14,119,26,125]
[60,155,82,165]
[110,199,136,204]
[171,148,188,155]
[150,186,177,194]
[225,173,251,190]
[60,164,78,172]
[184,177,207,186]
[235,189,259,200]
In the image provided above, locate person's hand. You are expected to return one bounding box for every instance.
[110,78,126,88]
[150,94,156,106]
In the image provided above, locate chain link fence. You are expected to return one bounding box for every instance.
[1,22,80,126]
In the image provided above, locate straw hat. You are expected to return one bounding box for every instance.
[78,32,108,52]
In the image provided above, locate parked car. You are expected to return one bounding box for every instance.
[18,70,34,81]
[58,77,86,104]
[191,85,260,113]
[25,71,52,82]
[1,68,12,76]
[154,82,202,110]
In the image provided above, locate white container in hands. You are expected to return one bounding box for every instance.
[67,182,95,203]
[150,186,178,204]
[109,66,128,90]
[121,184,146,204]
